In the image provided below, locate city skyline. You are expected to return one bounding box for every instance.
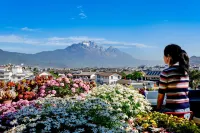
[1,0,200,60]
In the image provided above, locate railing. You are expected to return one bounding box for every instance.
[146,90,200,118]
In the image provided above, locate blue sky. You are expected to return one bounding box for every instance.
[0,0,200,60]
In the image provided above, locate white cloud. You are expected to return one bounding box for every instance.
[79,13,87,19]
[21,27,39,32]
[0,35,40,45]
[0,35,153,48]
[46,36,152,48]
[76,5,87,19]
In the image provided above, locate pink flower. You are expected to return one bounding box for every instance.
[48,91,51,94]
[12,102,16,106]
[47,81,51,85]
[64,77,69,81]
[61,75,66,78]
[55,83,60,87]
[40,85,46,90]
[52,90,56,95]
[71,88,76,93]
[84,87,89,91]
[40,93,45,97]
[40,89,45,94]
[80,93,86,98]
[57,78,62,82]
[73,84,79,88]
[79,83,84,88]
[65,79,70,84]
[128,119,134,124]
[67,73,73,77]
[60,83,64,87]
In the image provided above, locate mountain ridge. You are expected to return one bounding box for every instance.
[0,41,162,67]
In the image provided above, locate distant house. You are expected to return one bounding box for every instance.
[73,72,96,80]
[144,71,161,81]
[11,66,34,82]
[0,66,12,82]
[96,72,121,85]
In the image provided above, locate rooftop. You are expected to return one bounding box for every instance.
[96,72,121,76]
[73,72,96,76]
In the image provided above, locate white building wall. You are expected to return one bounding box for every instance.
[12,66,23,74]
[109,74,121,84]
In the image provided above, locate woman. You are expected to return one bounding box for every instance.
[157,44,190,119]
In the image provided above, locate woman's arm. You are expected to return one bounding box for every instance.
[157,93,165,110]
[157,71,168,110]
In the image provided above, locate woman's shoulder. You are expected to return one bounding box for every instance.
[162,66,179,73]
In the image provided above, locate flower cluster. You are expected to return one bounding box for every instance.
[0,74,96,102]
[0,99,35,117]
[89,84,152,120]
[1,97,131,133]
[0,89,16,101]
[39,77,96,99]
[134,112,200,133]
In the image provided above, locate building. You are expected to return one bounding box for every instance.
[96,72,121,85]
[11,66,34,82]
[0,66,12,82]
[117,79,156,89]
[0,65,34,82]
[73,72,96,81]
[144,71,161,82]
[11,66,26,82]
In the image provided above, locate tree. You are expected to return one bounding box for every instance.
[189,70,200,89]
[121,72,127,79]
[132,71,143,80]
[126,74,133,80]
[49,70,59,78]
[33,68,38,72]
[124,71,143,80]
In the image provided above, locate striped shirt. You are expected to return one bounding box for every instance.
[158,65,190,110]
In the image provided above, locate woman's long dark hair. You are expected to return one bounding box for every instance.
[164,44,189,74]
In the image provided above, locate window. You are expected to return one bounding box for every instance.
[18,77,21,79]
[118,76,120,79]
[111,76,113,79]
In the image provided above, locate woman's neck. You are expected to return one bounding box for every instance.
[169,62,179,67]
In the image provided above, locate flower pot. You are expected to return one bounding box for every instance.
[3,100,12,105]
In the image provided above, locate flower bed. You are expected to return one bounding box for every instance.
[0,75,96,103]
[134,112,200,133]
[0,77,199,133]
[0,97,130,133]
[89,84,152,119]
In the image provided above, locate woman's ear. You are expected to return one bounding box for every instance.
[167,56,171,65]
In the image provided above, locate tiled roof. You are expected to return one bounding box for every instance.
[73,72,96,76]
[96,72,121,76]
[145,71,161,76]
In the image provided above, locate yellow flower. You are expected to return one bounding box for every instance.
[136,115,142,118]
[142,123,149,129]
[152,123,157,128]
[150,120,156,124]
